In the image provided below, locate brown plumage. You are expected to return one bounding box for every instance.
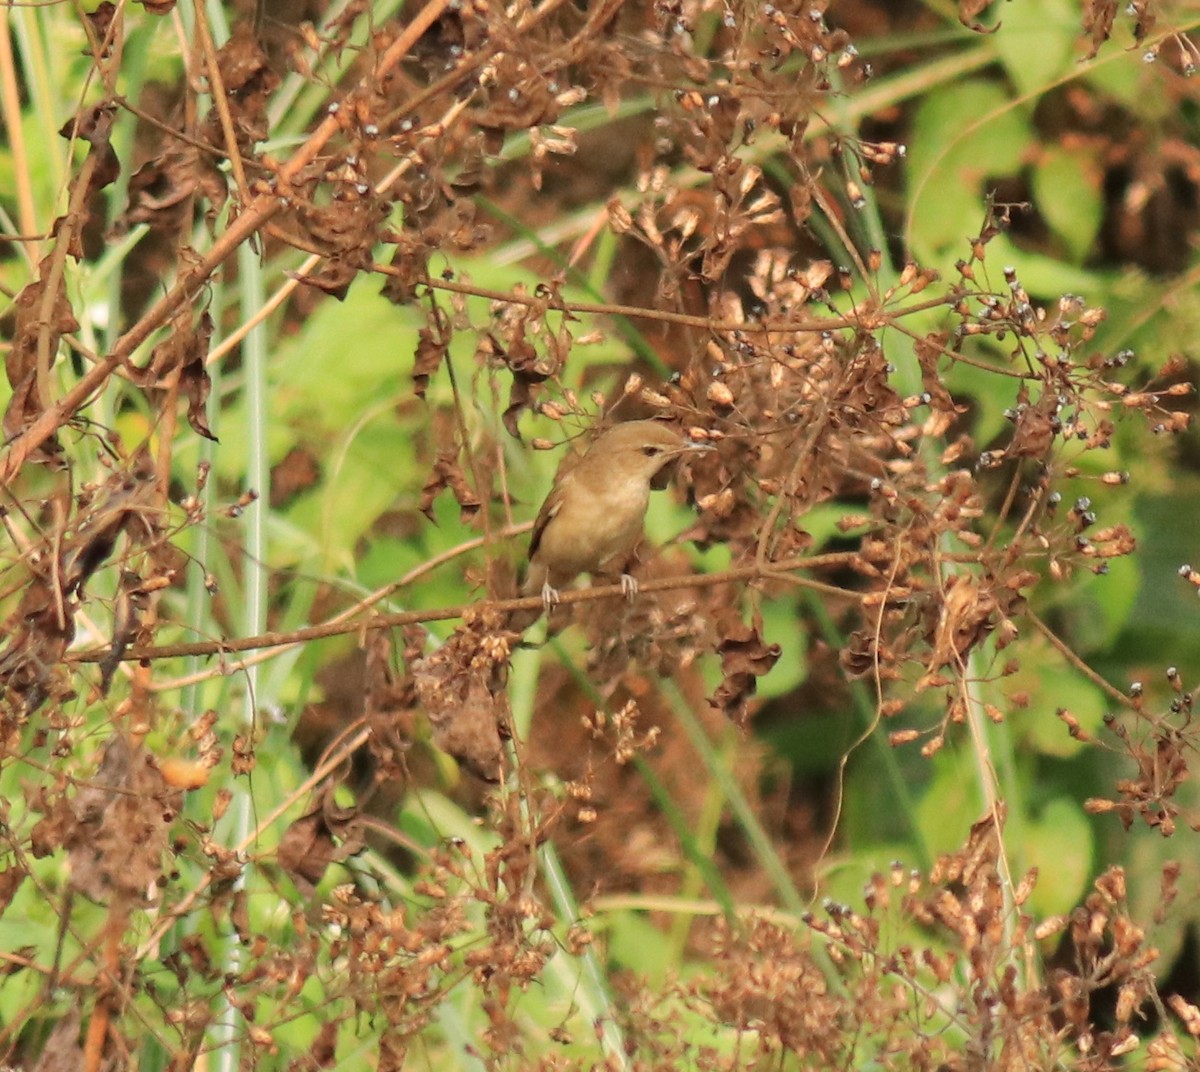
[512,420,710,629]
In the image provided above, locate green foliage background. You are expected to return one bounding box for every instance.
[3,0,1200,1067]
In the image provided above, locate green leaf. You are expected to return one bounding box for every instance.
[907,80,1031,263]
[275,284,421,429]
[284,419,418,571]
[755,595,808,700]
[1007,663,1107,759]
[1032,147,1104,264]
[976,233,1115,298]
[991,0,1078,100]
[1025,797,1093,917]
[915,749,981,856]
[603,910,674,986]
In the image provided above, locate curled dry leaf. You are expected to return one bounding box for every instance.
[0,578,76,717]
[1007,398,1059,461]
[290,196,387,299]
[418,448,482,524]
[0,459,163,713]
[710,614,781,722]
[924,572,998,674]
[0,865,26,918]
[208,24,280,150]
[64,735,182,904]
[124,142,227,232]
[98,569,152,694]
[277,784,364,894]
[60,461,158,598]
[4,255,80,462]
[412,308,450,399]
[483,307,561,439]
[413,609,513,782]
[59,102,120,209]
[382,233,434,306]
[180,354,217,441]
[84,2,117,54]
[137,306,217,441]
[957,0,1001,33]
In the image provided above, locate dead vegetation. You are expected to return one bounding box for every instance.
[2,0,1200,1067]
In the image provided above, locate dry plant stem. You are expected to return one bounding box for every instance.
[888,319,1035,379]
[50,495,68,630]
[0,5,38,264]
[354,814,433,861]
[116,97,230,160]
[34,144,99,410]
[987,467,1025,553]
[0,947,91,989]
[444,349,494,563]
[961,671,1021,962]
[568,204,610,267]
[417,272,955,335]
[818,526,907,869]
[71,552,866,664]
[211,96,472,366]
[206,254,318,366]
[82,906,125,1072]
[192,0,251,201]
[1027,608,1136,709]
[135,726,372,960]
[808,177,876,303]
[149,522,534,692]
[0,0,453,483]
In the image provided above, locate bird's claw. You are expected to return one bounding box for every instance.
[620,573,639,601]
[541,581,561,613]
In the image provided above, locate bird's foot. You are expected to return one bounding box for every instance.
[620,573,639,601]
[541,581,561,614]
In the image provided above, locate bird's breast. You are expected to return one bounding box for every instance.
[539,476,650,574]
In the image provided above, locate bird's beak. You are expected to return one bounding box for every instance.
[651,437,714,489]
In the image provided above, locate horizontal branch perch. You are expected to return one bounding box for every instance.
[69,553,867,665]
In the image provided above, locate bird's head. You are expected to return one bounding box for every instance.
[586,420,714,488]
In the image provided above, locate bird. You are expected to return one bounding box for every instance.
[512,419,712,629]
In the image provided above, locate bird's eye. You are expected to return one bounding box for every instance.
[642,445,661,456]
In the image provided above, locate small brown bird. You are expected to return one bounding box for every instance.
[514,419,711,628]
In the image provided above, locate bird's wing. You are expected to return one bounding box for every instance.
[527,471,569,562]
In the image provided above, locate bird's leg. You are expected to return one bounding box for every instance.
[541,580,561,614]
[620,573,639,601]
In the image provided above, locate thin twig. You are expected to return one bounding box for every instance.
[70,552,866,665]
[0,0,454,482]
[1026,609,1137,710]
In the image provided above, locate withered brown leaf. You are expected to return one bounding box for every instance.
[181,355,217,441]
[413,610,512,782]
[277,787,363,893]
[66,735,181,904]
[711,614,781,721]
[58,101,120,205]
[99,570,151,693]
[418,449,481,524]
[4,258,80,463]
[413,306,450,399]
